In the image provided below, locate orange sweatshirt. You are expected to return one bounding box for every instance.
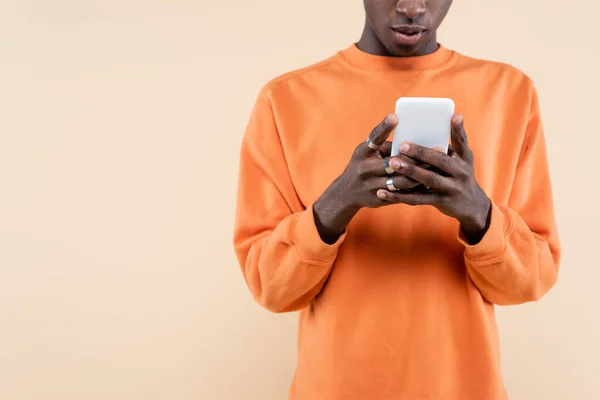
[233,44,560,400]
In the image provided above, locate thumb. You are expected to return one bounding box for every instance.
[450,114,471,160]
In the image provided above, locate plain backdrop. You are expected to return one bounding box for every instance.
[0,0,598,399]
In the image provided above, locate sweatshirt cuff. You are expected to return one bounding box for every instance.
[458,202,510,263]
[287,204,347,264]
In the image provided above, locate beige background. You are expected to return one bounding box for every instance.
[0,0,598,399]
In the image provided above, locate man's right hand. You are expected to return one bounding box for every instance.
[313,113,420,244]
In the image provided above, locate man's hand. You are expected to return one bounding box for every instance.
[314,113,421,243]
[378,114,492,244]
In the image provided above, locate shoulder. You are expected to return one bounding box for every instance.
[452,51,536,94]
[256,52,345,104]
[243,52,344,140]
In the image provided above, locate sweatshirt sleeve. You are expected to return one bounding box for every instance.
[233,91,346,313]
[459,86,561,306]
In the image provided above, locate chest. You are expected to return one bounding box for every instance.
[283,96,522,206]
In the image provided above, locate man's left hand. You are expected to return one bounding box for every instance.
[378,114,492,244]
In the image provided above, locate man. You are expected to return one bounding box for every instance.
[233,0,560,398]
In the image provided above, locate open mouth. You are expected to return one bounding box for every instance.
[391,26,427,45]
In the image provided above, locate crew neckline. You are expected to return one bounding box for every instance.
[339,43,455,72]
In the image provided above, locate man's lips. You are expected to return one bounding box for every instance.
[391,25,427,46]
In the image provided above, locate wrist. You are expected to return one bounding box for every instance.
[460,197,492,245]
[313,181,359,244]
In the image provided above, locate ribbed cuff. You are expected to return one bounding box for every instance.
[287,205,347,264]
[458,202,510,264]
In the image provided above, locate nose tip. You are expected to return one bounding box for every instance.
[396,0,426,20]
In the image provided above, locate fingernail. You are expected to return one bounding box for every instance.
[386,114,398,124]
[390,159,401,169]
[455,114,463,124]
[400,143,410,153]
[377,190,386,199]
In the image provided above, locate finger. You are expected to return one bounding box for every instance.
[375,174,421,192]
[447,144,455,158]
[450,114,472,161]
[362,114,398,155]
[421,164,448,178]
[359,155,420,177]
[389,159,454,191]
[378,141,392,157]
[379,144,424,163]
[397,142,461,176]
[393,154,420,166]
[376,190,443,206]
[378,142,420,162]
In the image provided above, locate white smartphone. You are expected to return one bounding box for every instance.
[391,97,455,157]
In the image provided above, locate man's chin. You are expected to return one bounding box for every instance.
[387,44,424,57]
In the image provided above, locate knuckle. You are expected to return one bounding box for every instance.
[356,162,370,178]
[393,176,410,189]
[456,167,469,180]
[404,164,416,176]
[368,129,378,142]
[410,196,421,206]
[387,193,399,203]
[370,176,386,191]
[459,161,473,176]
[366,179,377,191]
[441,155,452,170]
[425,173,441,188]
[370,124,383,141]
[415,145,425,158]
[448,182,461,195]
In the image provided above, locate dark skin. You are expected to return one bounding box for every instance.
[359,0,452,57]
[313,0,492,245]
